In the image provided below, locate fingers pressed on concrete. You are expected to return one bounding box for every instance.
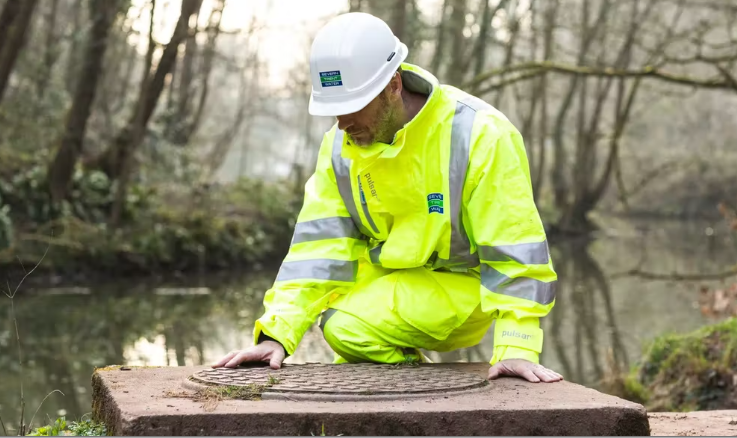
[522,368,540,383]
[487,367,500,380]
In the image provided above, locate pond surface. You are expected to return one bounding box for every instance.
[1,218,735,431]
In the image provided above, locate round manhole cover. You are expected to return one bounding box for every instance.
[188,364,488,399]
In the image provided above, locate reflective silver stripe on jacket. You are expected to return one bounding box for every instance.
[331,130,373,238]
[291,217,362,245]
[357,175,379,234]
[481,265,556,305]
[369,244,383,264]
[342,97,493,269]
[331,127,378,237]
[478,241,550,265]
[276,258,357,283]
[431,97,492,271]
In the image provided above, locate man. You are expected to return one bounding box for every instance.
[214,12,562,383]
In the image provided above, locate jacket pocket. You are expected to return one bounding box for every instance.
[391,268,463,341]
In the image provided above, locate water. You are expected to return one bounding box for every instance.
[0,218,735,430]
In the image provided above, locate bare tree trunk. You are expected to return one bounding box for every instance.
[551,0,611,218]
[111,34,138,116]
[349,0,364,12]
[494,0,522,107]
[0,0,39,102]
[166,63,177,111]
[177,7,199,123]
[445,0,467,86]
[206,80,249,179]
[64,0,84,95]
[207,15,259,179]
[589,77,641,209]
[532,0,558,203]
[47,0,122,203]
[471,0,509,83]
[560,0,654,231]
[390,0,407,42]
[36,0,60,99]
[108,0,204,225]
[430,0,449,76]
[0,0,21,56]
[520,1,538,155]
[140,0,157,95]
[177,0,224,147]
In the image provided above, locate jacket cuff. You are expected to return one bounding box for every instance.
[257,332,290,359]
[254,318,298,356]
[490,317,543,365]
[490,345,539,365]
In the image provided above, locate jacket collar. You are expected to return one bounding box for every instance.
[342,63,441,162]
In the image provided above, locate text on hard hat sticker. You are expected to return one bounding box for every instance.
[319,71,343,87]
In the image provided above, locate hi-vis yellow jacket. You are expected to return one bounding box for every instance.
[254,63,557,365]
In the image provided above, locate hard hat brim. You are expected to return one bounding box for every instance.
[308,91,379,117]
[308,42,408,117]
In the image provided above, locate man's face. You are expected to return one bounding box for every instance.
[336,87,402,146]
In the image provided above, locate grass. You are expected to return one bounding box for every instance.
[1,246,107,436]
[604,317,737,411]
[171,374,283,412]
[393,355,421,367]
[311,423,344,437]
[1,245,60,436]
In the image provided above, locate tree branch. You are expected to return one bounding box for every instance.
[612,265,737,281]
[466,61,737,91]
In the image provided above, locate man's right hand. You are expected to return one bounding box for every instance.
[211,341,286,369]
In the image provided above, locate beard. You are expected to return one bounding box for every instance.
[349,94,402,146]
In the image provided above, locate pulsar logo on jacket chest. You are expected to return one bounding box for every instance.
[364,173,378,200]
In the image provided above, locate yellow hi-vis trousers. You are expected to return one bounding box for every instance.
[319,264,492,364]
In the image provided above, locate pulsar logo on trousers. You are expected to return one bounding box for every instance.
[501,330,532,340]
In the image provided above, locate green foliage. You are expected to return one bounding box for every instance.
[27,417,107,436]
[621,318,737,412]
[66,419,107,436]
[0,169,299,276]
[27,417,66,436]
[0,165,150,225]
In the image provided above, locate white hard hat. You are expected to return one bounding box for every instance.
[308,13,408,117]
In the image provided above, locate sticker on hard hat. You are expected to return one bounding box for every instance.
[319,70,343,87]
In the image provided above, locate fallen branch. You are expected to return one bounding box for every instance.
[612,265,737,281]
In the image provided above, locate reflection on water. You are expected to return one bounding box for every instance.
[0,219,735,427]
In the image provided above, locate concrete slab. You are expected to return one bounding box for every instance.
[92,364,650,436]
[648,410,737,436]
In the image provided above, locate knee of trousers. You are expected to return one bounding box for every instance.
[319,308,413,363]
[319,308,360,355]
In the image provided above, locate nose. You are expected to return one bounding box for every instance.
[336,115,354,132]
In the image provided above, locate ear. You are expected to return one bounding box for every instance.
[388,71,403,96]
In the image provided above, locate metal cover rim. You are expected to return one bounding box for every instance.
[190,363,488,395]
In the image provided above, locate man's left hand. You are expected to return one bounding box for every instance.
[488,359,563,383]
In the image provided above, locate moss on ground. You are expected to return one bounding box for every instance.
[614,317,737,412]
